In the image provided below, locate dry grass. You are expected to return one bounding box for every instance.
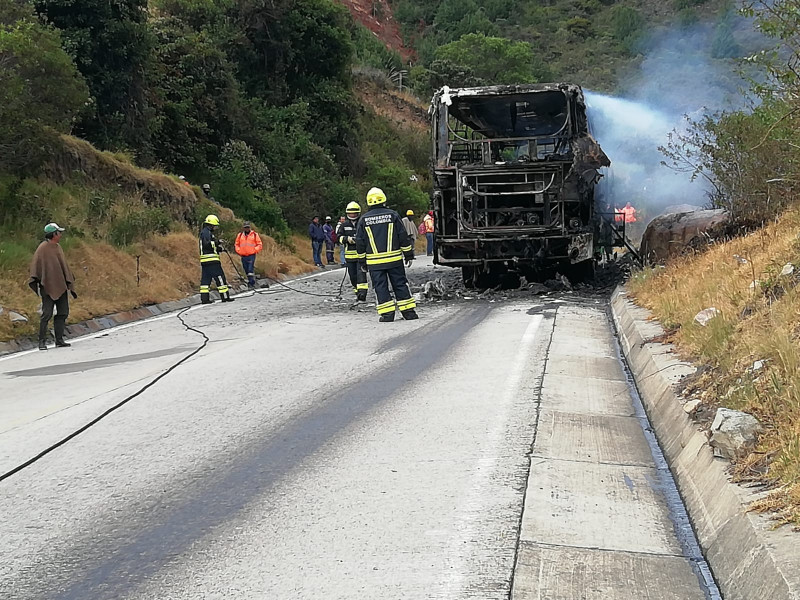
[629,207,800,527]
[0,229,314,343]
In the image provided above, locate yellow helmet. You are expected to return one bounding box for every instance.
[366,187,386,206]
[204,214,220,226]
[406,209,414,216]
[346,201,362,213]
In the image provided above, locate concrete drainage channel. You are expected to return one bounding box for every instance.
[609,304,722,600]
[611,287,800,600]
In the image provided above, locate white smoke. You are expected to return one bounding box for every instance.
[584,20,763,223]
[585,91,708,220]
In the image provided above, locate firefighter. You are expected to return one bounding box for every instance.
[337,201,369,302]
[199,214,234,304]
[355,187,418,322]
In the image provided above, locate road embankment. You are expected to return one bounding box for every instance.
[611,286,800,600]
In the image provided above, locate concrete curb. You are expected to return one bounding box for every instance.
[0,278,275,357]
[610,286,800,600]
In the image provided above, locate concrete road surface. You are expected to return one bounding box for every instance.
[0,258,712,599]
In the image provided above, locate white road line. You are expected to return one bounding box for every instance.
[438,313,544,597]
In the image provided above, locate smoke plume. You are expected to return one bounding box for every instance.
[585,20,762,223]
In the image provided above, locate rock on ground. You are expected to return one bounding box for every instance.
[8,311,28,324]
[709,408,762,459]
[641,209,729,263]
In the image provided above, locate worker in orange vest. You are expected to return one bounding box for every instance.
[622,202,637,224]
[234,221,263,289]
[423,211,435,256]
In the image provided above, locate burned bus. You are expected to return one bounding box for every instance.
[430,83,610,287]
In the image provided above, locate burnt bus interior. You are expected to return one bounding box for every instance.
[431,85,607,284]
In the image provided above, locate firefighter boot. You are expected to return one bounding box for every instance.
[379,313,395,322]
[221,292,235,302]
[201,293,214,305]
[356,289,367,302]
[401,309,419,320]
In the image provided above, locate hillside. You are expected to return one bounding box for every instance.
[0,136,313,343]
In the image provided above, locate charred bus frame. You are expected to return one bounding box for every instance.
[430,83,610,286]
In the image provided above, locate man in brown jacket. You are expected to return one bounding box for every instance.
[28,223,77,350]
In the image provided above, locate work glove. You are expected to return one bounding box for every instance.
[28,280,40,296]
[70,290,78,299]
[360,262,368,273]
[405,258,414,268]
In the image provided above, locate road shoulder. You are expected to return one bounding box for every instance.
[611,286,800,600]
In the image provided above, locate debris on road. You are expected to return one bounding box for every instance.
[709,408,762,459]
[694,307,720,327]
[780,263,795,277]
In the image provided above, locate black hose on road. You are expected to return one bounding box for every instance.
[224,249,348,299]
[0,308,208,484]
[0,254,350,483]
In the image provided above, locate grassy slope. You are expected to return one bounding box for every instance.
[0,137,314,343]
[629,209,800,527]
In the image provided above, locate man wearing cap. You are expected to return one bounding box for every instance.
[401,210,417,248]
[28,223,77,350]
[234,221,263,289]
[323,216,335,265]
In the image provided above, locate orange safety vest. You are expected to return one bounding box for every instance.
[235,230,263,256]
[622,206,637,223]
[424,214,434,233]
[614,209,624,223]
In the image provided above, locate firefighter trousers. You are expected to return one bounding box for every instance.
[369,264,416,315]
[200,261,230,302]
[347,261,368,301]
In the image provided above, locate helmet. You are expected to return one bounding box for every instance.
[406,210,414,216]
[204,214,220,226]
[366,187,386,206]
[325,215,332,221]
[346,201,361,214]
[202,183,211,191]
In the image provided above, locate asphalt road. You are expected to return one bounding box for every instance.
[0,258,711,599]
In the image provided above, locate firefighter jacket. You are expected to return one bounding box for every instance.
[234,230,263,256]
[355,206,414,270]
[199,225,223,263]
[336,217,364,263]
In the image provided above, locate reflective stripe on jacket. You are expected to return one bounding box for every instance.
[199,225,221,263]
[235,231,263,256]
[336,217,364,262]
[355,207,413,270]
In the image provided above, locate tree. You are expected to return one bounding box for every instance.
[435,34,537,84]
[148,16,242,172]
[35,0,152,156]
[0,2,89,172]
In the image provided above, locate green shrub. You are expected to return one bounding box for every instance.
[565,17,593,37]
[109,207,172,246]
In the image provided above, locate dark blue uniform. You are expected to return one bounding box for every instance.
[355,206,416,319]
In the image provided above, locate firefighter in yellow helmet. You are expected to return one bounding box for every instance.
[337,201,369,302]
[355,187,418,321]
[199,214,234,304]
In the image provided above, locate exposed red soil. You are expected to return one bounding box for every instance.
[337,0,415,61]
